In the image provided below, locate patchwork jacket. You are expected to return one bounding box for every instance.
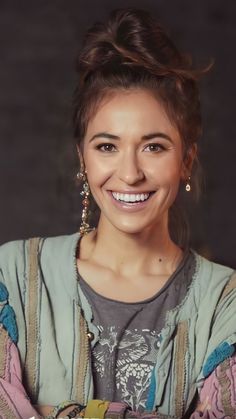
[0,233,235,418]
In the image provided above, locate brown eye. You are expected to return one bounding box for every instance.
[144,143,165,152]
[96,143,117,152]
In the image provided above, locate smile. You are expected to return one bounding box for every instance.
[111,192,153,203]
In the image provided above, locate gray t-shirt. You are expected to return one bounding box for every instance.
[78,250,196,412]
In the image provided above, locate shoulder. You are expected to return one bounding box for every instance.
[0,238,26,262]
[191,251,235,300]
[39,231,81,260]
[0,232,81,290]
[193,254,236,361]
[193,253,236,324]
[0,232,80,265]
[0,239,28,281]
[175,252,235,325]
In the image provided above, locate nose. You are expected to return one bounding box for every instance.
[117,150,145,185]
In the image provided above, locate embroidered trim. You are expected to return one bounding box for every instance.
[0,326,8,378]
[174,320,188,417]
[218,357,236,417]
[23,237,41,402]
[0,393,17,419]
[75,307,89,404]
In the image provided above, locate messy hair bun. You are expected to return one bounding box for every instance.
[77,8,191,83]
[74,8,207,143]
[73,8,210,245]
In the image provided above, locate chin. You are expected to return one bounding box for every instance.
[110,220,155,235]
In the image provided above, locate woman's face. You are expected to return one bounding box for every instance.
[81,89,192,234]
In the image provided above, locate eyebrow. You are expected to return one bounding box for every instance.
[88,132,173,143]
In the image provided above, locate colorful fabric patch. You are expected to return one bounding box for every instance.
[145,367,156,411]
[203,341,235,378]
[0,282,8,301]
[0,282,18,343]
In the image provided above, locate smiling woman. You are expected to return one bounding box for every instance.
[81,90,188,238]
[0,7,236,419]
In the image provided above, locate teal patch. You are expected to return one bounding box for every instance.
[203,341,235,377]
[145,366,156,411]
[0,282,18,343]
[0,281,8,301]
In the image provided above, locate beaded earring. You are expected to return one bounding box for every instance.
[77,170,91,235]
[185,176,191,192]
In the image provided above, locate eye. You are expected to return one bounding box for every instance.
[143,143,165,152]
[95,143,117,152]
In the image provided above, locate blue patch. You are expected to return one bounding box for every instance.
[203,341,235,378]
[0,282,9,301]
[0,282,18,343]
[145,366,156,411]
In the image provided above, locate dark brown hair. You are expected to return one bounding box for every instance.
[73,8,209,245]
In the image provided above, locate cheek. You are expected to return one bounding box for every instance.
[165,165,182,183]
[149,156,183,185]
[85,155,112,189]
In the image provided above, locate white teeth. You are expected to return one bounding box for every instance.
[112,192,150,202]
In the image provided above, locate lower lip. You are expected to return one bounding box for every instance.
[108,191,154,212]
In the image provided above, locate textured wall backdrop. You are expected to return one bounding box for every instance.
[0,0,235,267]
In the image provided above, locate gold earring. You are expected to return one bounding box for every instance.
[77,170,91,235]
[185,176,191,192]
[76,172,83,181]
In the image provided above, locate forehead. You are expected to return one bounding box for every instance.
[84,89,180,140]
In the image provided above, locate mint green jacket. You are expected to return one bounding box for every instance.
[0,233,235,417]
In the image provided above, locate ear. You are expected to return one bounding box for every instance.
[181,143,197,180]
[76,144,85,173]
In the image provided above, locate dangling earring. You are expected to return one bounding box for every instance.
[185,176,191,192]
[77,170,91,235]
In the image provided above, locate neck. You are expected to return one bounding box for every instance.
[83,215,183,277]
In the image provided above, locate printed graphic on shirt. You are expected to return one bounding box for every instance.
[92,325,161,411]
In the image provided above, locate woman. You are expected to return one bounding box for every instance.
[0,8,235,419]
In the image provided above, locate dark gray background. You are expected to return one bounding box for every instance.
[0,0,235,268]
